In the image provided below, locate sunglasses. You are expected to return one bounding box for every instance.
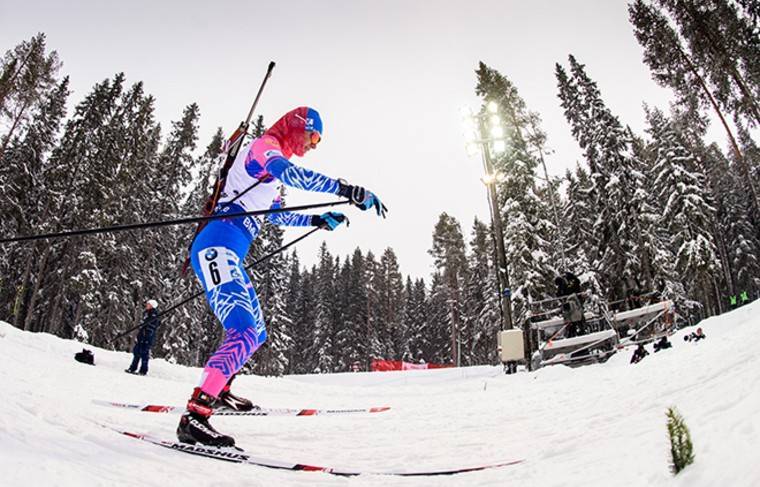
[309,131,321,146]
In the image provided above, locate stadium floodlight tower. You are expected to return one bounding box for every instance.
[461,101,514,331]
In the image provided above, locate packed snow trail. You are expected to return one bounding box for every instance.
[0,301,759,486]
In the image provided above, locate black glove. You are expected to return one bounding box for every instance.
[311,211,348,231]
[337,180,388,218]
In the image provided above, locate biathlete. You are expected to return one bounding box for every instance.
[178,107,386,446]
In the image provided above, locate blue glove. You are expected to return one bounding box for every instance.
[337,181,388,218]
[311,212,348,231]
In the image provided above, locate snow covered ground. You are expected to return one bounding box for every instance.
[1,301,758,487]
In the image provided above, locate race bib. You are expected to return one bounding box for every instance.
[198,246,237,291]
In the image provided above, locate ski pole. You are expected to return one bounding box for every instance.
[109,227,321,343]
[0,199,350,244]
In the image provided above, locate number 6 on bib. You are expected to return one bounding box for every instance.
[198,247,236,290]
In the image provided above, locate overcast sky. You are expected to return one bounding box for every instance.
[1,0,687,280]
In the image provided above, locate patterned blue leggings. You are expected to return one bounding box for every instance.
[190,219,267,397]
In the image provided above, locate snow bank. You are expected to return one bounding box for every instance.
[0,301,758,486]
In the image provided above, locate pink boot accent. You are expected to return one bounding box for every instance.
[198,367,229,398]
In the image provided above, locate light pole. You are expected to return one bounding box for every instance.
[462,102,514,330]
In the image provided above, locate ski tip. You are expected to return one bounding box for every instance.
[296,464,330,472]
[92,399,143,410]
[458,458,525,473]
[369,407,391,413]
[297,409,318,416]
[393,458,526,476]
[121,431,145,440]
[143,405,175,413]
[92,399,176,413]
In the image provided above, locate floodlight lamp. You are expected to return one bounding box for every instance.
[490,126,504,139]
[490,115,501,127]
[487,101,499,114]
[493,140,507,154]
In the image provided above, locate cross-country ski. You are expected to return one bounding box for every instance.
[113,428,524,476]
[93,399,390,416]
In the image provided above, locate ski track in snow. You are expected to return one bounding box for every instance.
[0,302,759,486]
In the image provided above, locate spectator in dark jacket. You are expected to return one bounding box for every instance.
[555,276,569,297]
[126,299,161,375]
[565,272,582,295]
[622,273,643,309]
[631,344,649,364]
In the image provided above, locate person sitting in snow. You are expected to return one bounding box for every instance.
[683,327,706,342]
[630,343,649,364]
[653,336,672,353]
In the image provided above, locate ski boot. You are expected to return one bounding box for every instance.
[177,388,235,447]
[217,374,257,412]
